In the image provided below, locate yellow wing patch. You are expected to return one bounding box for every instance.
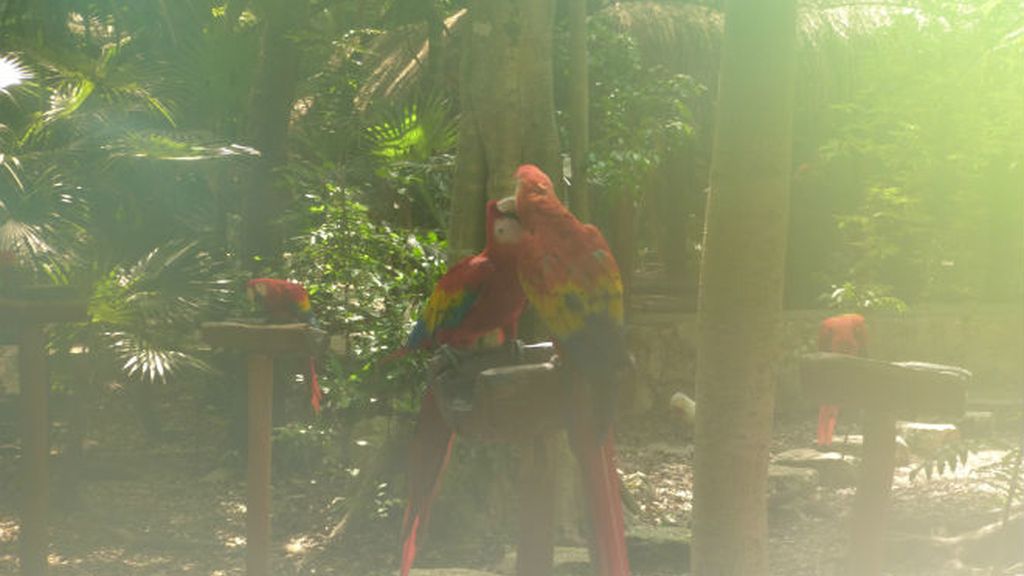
[422,286,469,333]
[521,255,623,339]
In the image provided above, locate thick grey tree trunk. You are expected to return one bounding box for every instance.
[448,0,561,258]
[691,1,797,575]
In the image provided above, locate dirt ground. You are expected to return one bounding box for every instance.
[0,387,1021,576]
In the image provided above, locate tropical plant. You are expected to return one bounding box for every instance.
[286,161,446,408]
[799,2,1024,305]
[0,0,252,410]
[586,10,701,223]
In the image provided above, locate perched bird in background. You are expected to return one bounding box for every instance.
[816,312,868,446]
[500,164,631,576]
[398,199,526,576]
[245,278,323,413]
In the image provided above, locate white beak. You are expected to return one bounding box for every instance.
[496,196,517,215]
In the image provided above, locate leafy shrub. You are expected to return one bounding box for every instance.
[288,167,446,409]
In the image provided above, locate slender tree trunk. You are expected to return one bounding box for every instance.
[241,0,306,271]
[566,0,590,222]
[691,1,796,575]
[449,0,560,258]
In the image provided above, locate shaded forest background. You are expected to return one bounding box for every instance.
[2,0,1020,410]
[0,0,1022,574]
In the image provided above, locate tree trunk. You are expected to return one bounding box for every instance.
[691,1,796,575]
[448,0,561,258]
[241,0,306,271]
[566,0,590,222]
[437,0,568,562]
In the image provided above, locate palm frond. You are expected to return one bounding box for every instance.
[0,164,86,283]
[86,240,234,385]
[107,331,214,385]
[365,92,456,162]
[103,131,260,162]
[92,240,234,328]
[17,34,179,140]
[353,8,466,113]
[0,54,32,96]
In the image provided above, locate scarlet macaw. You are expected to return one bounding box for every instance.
[816,313,868,445]
[245,278,323,412]
[500,164,631,576]
[399,199,526,576]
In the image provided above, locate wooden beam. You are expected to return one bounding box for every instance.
[800,353,970,576]
[1,295,89,576]
[429,343,565,442]
[200,322,326,356]
[246,354,274,576]
[200,321,329,575]
[18,324,49,575]
[800,353,968,419]
[0,298,89,324]
[516,435,556,576]
[850,409,897,576]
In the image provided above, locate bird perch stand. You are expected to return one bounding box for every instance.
[800,352,969,576]
[427,341,571,576]
[0,291,89,576]
[200,321,326,576]
[429,341,566,443]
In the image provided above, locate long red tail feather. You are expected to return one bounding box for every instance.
[400,389,455,576]
[817,404,839,446]
[569,374,630,576]
[308,357,322,413]
[574,432,631,576]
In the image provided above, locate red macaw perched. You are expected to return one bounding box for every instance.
[501,164,631,576]
[399,199,526,576]
[816,313,868,445]
[245,278,323,413]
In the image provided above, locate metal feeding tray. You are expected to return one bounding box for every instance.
[800,352,969,419]
[429,341,569,443]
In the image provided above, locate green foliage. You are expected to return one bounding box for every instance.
[586,13,701,206]
[802,4,1024,305]
[821,282,908,314]
[85,241,234,385]
[363,93,458,229]
[273,422,329,476]
[0,3,246,391]
[288,166,446,405]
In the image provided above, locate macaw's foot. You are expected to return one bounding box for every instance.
[428,344,462,377]
[429,345,475,412]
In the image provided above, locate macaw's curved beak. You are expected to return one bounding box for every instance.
[496,196,517,216]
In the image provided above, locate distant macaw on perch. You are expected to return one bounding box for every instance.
[499,164,631,576]
[245,278,323,413]
[398,199,526,576]
[816,312,868,445]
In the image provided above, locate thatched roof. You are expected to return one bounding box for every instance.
[349,1,972,123]
[601,2,722,86]
[353,9,466,113]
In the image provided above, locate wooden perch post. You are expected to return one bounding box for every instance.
[1,295,89,576]
[427,342,571,576]
[200,321,326,576]
[800,353,969,576]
